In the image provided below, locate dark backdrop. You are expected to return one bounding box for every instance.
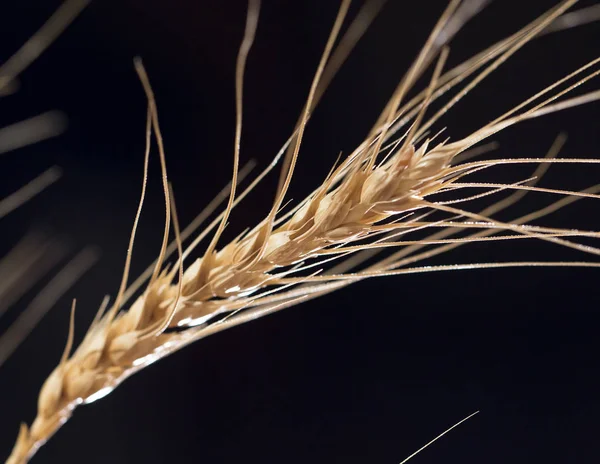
[1,1,599,463]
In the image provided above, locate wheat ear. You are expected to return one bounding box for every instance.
[7,0,600,462]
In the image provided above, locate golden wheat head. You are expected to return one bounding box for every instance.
[6,0,600,462]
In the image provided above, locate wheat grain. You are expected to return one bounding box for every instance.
[6,0,600,462]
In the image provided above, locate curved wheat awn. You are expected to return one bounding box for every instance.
[5,0,600,462]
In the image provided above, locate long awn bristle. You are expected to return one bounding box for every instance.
[5,0,600,462]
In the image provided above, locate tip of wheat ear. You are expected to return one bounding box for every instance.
[8,0,600,462]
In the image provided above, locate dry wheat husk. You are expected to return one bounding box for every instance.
[7,0,600,462]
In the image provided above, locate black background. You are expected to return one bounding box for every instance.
[1,0,600,463]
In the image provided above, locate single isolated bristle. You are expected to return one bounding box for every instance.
[6,0,600,462]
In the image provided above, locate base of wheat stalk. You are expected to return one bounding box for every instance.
[7,0,600,462]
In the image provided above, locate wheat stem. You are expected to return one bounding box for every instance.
[6,1,600,462]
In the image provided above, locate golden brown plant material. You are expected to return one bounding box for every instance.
[7,0,600,462]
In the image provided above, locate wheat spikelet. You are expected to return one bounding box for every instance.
[6,0,600,462]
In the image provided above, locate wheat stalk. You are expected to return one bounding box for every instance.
[6,0,600,462]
